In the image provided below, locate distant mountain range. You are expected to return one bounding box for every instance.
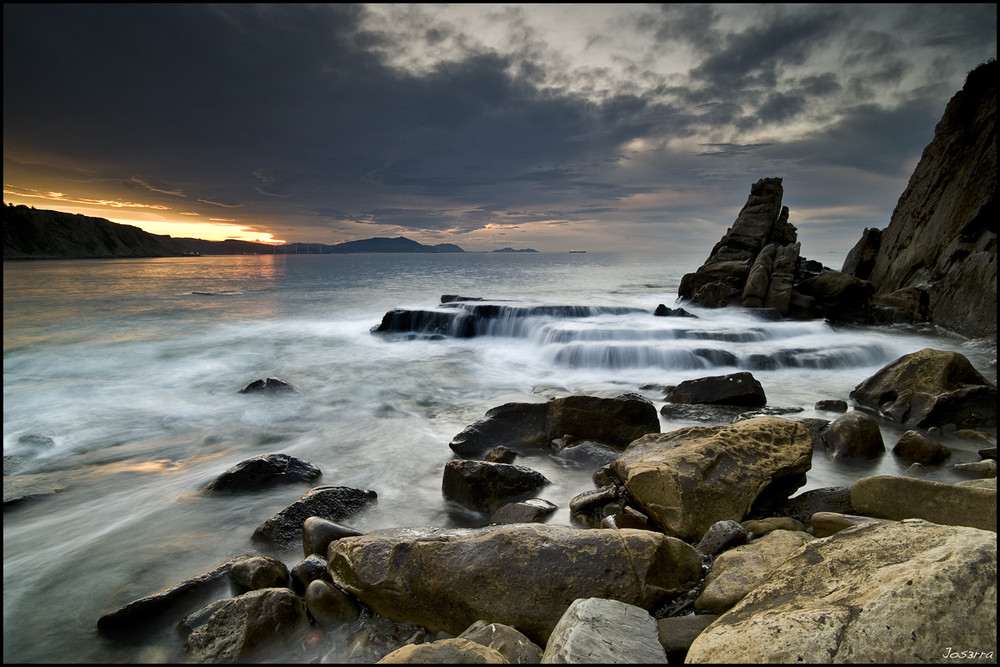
[2,204,473,259]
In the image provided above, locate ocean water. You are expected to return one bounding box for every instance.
[3,252,995,663]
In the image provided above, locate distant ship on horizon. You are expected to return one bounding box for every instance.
[568,249,586,253]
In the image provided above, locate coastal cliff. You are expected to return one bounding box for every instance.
[2,204,182,259]
[843,59,997,340]
[679,60,997,342]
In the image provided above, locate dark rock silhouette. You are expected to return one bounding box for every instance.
[842,59,997,339]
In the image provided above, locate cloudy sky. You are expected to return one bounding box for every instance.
[3,4,996,255]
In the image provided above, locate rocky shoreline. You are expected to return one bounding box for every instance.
[89,338,997,663]
[84,60,998,663]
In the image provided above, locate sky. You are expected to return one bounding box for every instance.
[3,4,996,256]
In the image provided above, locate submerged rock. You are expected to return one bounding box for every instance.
[97,555,246,637]
[202,453,321,492]
[239,377,295,394]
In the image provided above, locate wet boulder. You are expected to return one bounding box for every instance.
[686,520,997,664]
[229,555,289,593]
[664,371,766,407]
[612,417,812,541]
[252,486,377,549]
[850,348,997,429]
[442,460,550,514]
[821,411,885,460]
[489,498,558,524]
[202,453,321,492]
[449,394,659,458]
[892,430,951,465]
[327,524,702,645]
[302,516,363,557]
[304,580,360,629]
[183,588,309,663]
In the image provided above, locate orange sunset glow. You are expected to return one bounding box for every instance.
[3,187,285,244]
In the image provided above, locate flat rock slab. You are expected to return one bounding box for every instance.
[851,475,996,532]
[686,519,997,663]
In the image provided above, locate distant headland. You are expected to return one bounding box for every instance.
[1,205,480,259]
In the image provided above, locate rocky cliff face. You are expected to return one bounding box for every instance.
[3,204,181,259]
[843,59,997,339]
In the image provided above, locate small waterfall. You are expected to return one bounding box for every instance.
[374,302,903,373]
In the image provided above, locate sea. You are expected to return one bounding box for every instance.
[3,251,996,663]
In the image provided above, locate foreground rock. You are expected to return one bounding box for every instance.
[850,348,997,429]
[686,520,997,663]
[327,524,701,645]
[612,417,813,541]
[449,394,659,458]
[851,475,996,532]
[541,598,666,664]
[694,529,815,614]
[202,453,321,492]
[252,486,378,549]
[377,637,508,664]
[184,587,309,662]
[458,620,543,664]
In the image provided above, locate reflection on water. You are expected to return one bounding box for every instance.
[3,252,996,664]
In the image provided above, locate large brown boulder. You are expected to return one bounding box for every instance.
[847,60,997,339]
[850,348,996,429]
[612,417,813,541]
[326,524,702,645]
[449,394,659,458]
[686,520,997,663]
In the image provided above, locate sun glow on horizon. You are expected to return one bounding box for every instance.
[4,192,285,244]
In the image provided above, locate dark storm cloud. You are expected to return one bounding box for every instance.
[3,3,996,249]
